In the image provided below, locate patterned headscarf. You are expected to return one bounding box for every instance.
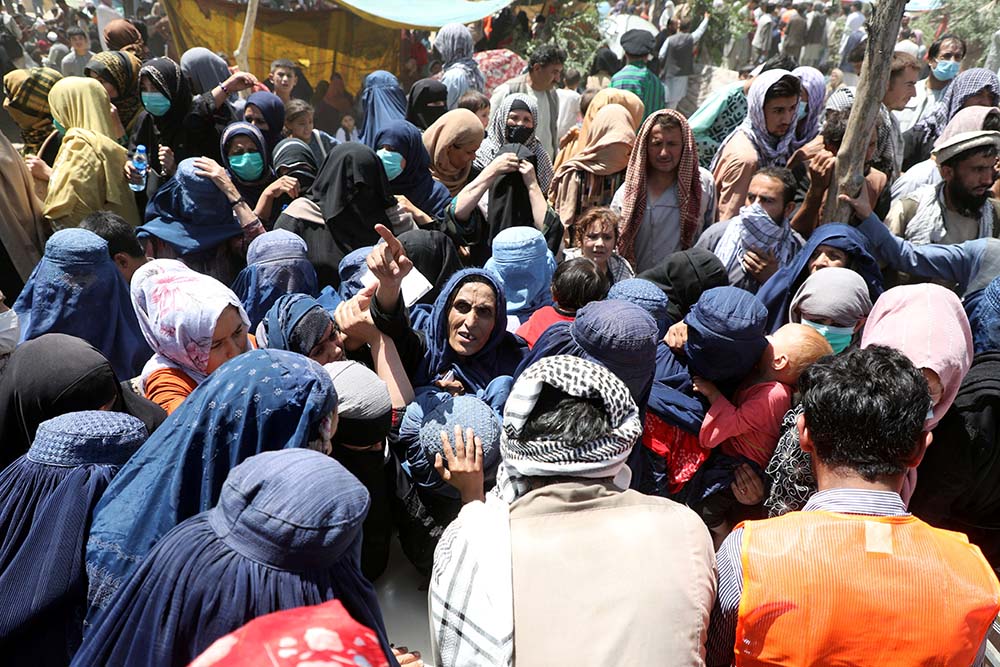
[473,93,555,192]
[129,259,250,388]
[495,354,641,501]
[791,66,826,151]
[103,18,145,58]
[85,51,143,133]
[712,202,800,291]
[710,69,799,170]
[617,109,702,265]
[2,67,62,155]
[913,68,1000,150]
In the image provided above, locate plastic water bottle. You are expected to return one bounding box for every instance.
[129,145,148,192]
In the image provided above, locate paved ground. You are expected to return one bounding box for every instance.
[375,540,434,664]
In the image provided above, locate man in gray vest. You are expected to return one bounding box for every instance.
[800,2,827,67]
[658,10,710,110]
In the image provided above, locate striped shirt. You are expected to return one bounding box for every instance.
[609,64,665,121]
[705,488,980,666]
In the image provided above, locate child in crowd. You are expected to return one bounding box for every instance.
[284,98,339,166]
[456,90,491,129]
[516,257,609,347]
[335,112,359,143]
[563,207,635,286]
[689,323,832,539]
[269,58,299,104]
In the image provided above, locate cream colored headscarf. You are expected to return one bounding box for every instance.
[549,104,636,228]
[552,88,644,171]
[422,109,485,196]
[0,132,46,279]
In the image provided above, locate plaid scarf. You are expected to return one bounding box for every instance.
[914,68,1000,150]
[3,67,62,155]
[85,51,142,133]
[617,109,702,265]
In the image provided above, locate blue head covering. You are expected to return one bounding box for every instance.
[515,299,658,405]
[970,275,1000,354]
[13,229,152,380]
[756,223,883,332]
[220,120,276,205]
[373,119,453,217]
[85,349,337,614]
[399,393,501,499]
[244,90,286,153]
[684,286,768,383]
[338,245,373,302]
[359,70,407,149]
[484,226,556,323]
[607,278,670,338]
[259,293,335,358]
[231,230,319,329]
[419,268,529,394]
[74,449,398,667]
[138,157,243,256]
[0,411,147,665]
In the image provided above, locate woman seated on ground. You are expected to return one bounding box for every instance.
[422,108,484,197]
[374,119,453,219]
[484,226,557,331]
[367,226,528,401]
[41,77,139,229]
[130,259,253,414]
[13,228,151,380]
[562,206,635,285]
[220,121,300,225]
[231,230,319,330]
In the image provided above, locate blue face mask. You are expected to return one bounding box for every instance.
[377,148,404,181]
[801,318,855,355]
[228,151,265,182]
[53,118,67,136]
[141,91,171,117]
[797,100,808,121]
[932,59,960,82]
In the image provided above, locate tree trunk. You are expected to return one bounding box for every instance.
[822,0,908,224]
[234,0,261,88]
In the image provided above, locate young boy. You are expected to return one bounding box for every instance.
[284,98,339,166]
[61,25,94,76]
[269,58,298,104]
[516,257,609,347]
[690,322,832,540]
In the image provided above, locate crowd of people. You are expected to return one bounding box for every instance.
[0,0,1000,665]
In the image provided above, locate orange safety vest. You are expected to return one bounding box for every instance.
[734,510,1000,667]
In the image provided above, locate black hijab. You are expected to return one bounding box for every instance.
[911,351,1000,568]
[0,334,166,467]
[138,57,192,144]
[486,143,537,243]
[398,229,463,305]
[309,143,397,261]
[406,78,448,131]
[273,137,318,193]
[637,248,729,326]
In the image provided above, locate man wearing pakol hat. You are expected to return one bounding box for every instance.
[610,28,665,120]
[887,130,1000,246]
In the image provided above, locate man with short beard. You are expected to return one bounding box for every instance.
[887,132,1000,245]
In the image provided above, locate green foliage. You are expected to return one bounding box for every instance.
[520,3,607,73]
[912,0,1000,63]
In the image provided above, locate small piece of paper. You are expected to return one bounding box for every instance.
[864,520,893,555]
[360,267,432,308]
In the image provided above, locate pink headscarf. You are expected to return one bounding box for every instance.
[860,284,973,431]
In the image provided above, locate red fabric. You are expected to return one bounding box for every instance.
[187,600,389,667]
[617,109,702,265]
[473,49,527,97]
[515,306,575,348]
[642,412,708,494]
[699,381,792,467]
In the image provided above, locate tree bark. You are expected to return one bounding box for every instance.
[234,0,261,86]
[822,0,908,224]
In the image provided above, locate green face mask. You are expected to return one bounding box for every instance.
[801,318,855,355]
[53,118,67,136]
[229,151,265,182]
[141,91,171,117]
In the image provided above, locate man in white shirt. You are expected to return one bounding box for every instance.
[986,28,1000,75]
[555,68,581,146]
[95,0,121,51]
[895,34,966,133]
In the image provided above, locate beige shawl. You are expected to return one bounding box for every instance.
[422,108,485,196]
[0,132,47,280]
[552,88,644,171]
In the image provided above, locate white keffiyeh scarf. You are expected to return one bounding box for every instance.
[713,202,800,291]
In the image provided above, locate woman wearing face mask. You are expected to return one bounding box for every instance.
[374,119,453,218]
[422,108,485,196]
[406,78,449,130]
[787,266,872,354]
[85,50,143,136]
[243,91,285,156]
[129,58,256,194]
[221,121,300,226]
[789,66,825,153]
[41,77,139,229]
[451,94,560,264]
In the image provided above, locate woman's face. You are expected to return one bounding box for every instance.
[963,87,998,109]
[447,281,497,357]
[808,244,849,272]
[227,135,258,157]
[286,112,313,142]
[580,221,615,269]
[139,76,156,93]
[506,109,534,129]
[206,305,248,374]
[244,104,270,132]
[446,140,480,170]
[341,114,355,131]
[89,72,119,100]
[308,320,347,365]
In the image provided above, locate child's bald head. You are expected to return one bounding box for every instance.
[762,323,834,385]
